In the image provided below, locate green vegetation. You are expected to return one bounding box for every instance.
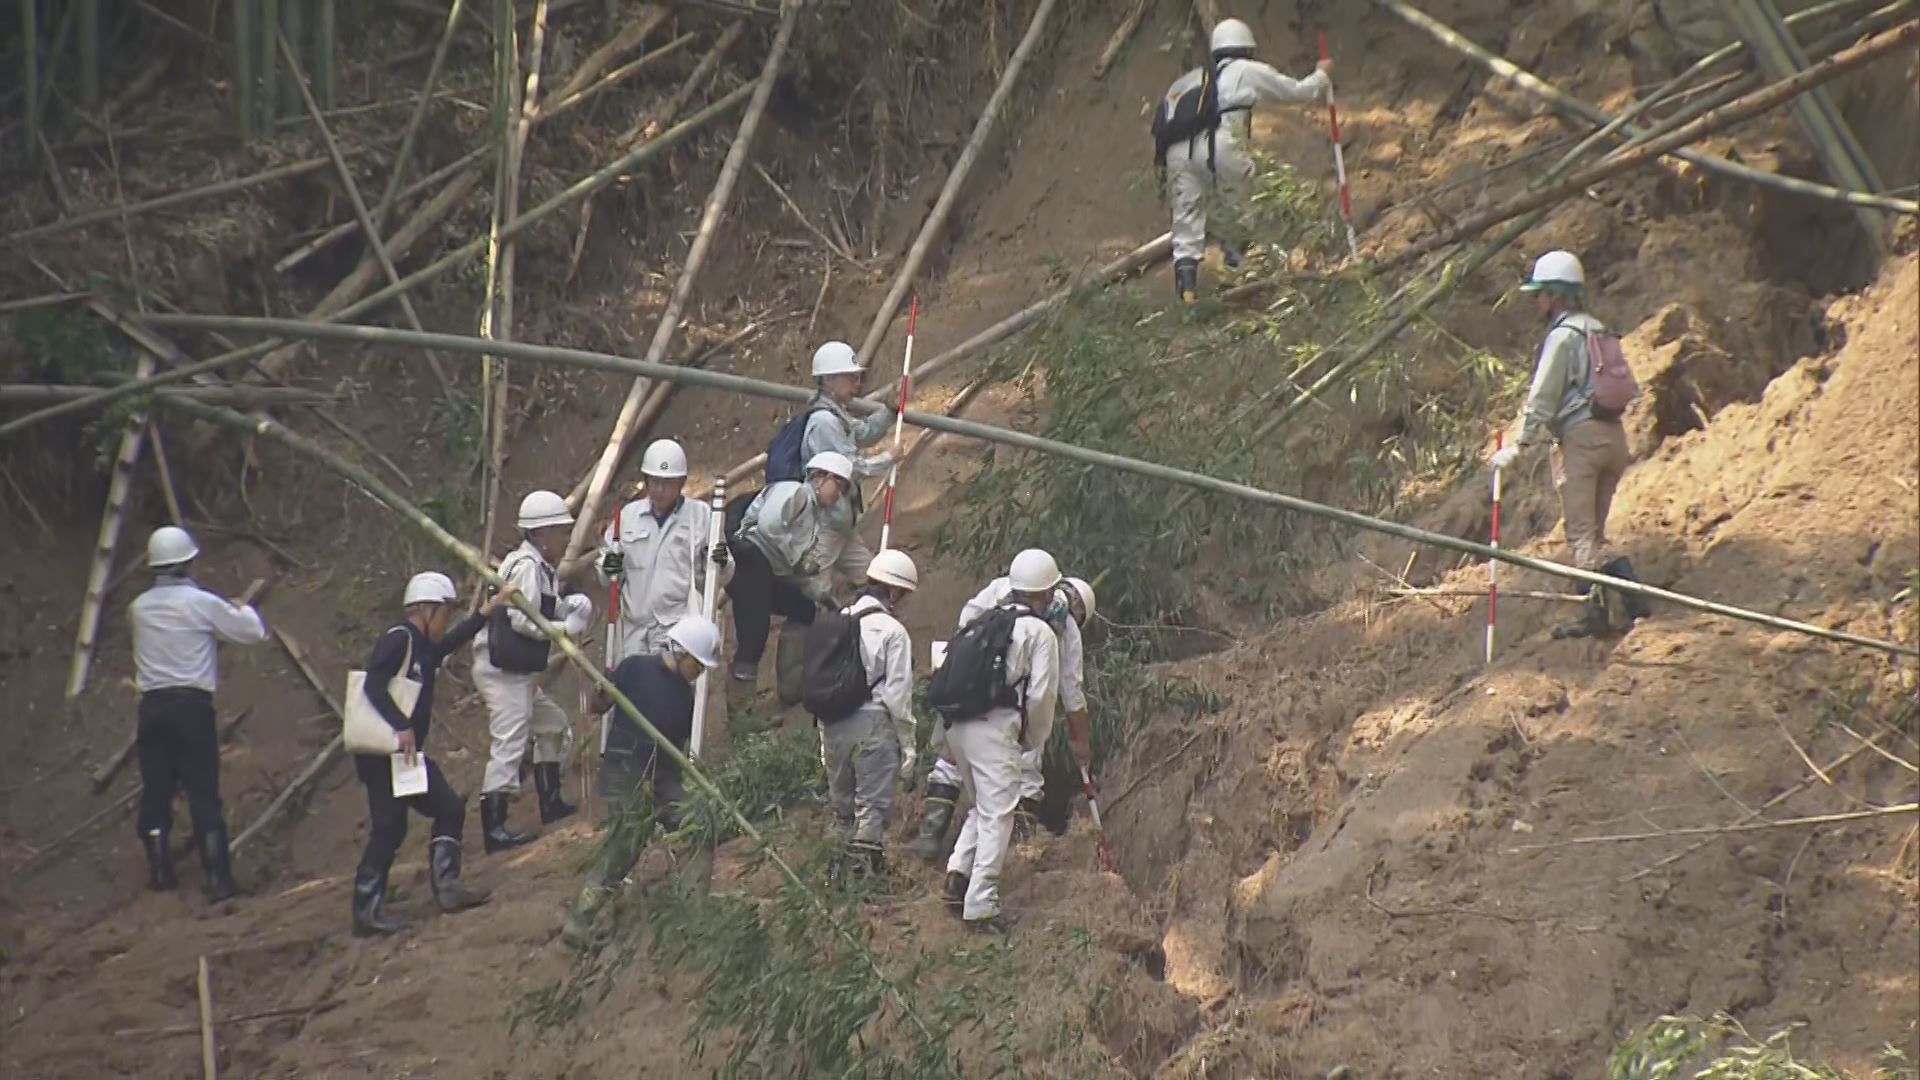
[1609,1015,1914,1080]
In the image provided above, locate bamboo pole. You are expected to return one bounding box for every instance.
[196,957,218,1080]
[0,385,328,404]
[258,0,279,130]
[0,82,791,439]
[233,0,256,138]
[279,0,304,122]
[145,315,1919,659]
[147,419,185,525]
[153,392,945,1047]
[20,0,38,162]
[278,149,480,274]
[231,627,344,852]
[704,233,1174,492]
[278,29,454,391]
[1382,20,1919,269]
[1371,0,1919,217]
[537,29,693,119]
[3,154,344,245]
[1093,0,1152,79]
[616,21,744,146]
[66,352,159,704]
[0,290,87,314]
[372,0,467,238]
[545,3,666,108]
[853,0,1060,367]
[79,0,102,111]
[566,1,802,566]
[314,0,337,110]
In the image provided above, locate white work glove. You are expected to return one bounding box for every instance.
[864,449,896,474]
[1489,444,1519,471]
[559,593,592,637]
[897,742,918,784]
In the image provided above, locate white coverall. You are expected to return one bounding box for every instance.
[928,578,1085,801]
[801,398,894,585]
[943,611,1059,922]
[821,594,916,847]
[596,496,729,662]
[1162,58,1330,264]
[474,540,591,795]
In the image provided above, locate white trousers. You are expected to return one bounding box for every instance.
[943,712,1023,921]
[474,654,570,794]
[1018,747,1045,802]
[1166,138,1254,264]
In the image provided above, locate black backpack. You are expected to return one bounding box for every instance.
[764,400,836,486]
[802,606,884,723]
[926,604,1030,725]
[1151,59,1247,171]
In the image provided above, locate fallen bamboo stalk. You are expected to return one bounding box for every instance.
[156,392,947,1048]
[0,385,329,404]
[197,956,218,1080]
[1508,803,1918,852]
[617,21,744,146]
[0,290,87,314]
[567,1,802,566]
[3,154,342,245]
[541,29,693,119]
[372,0,467,240]
[147,418,185,525]
[1093,0,1152,79]
[753,161,866,266]
[544,3,664,108]
[232,626,346,852]
[897,374,989,471]
[1386,586,1588,603]
[853,0,1060,367]
[708,232,1173,492]
[280,29,455,394]
[278,148,484,275]
[66,351,158,704]
[4,83,758,437]
[147,316,1919,659]
[114,998,342,1039]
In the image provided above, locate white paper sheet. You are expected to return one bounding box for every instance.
[391,752,428,797]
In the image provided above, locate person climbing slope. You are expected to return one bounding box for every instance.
[1154,17,1333,303]
[348,572,504,936]
[129,526,268,902]
[1489,249,1650,639]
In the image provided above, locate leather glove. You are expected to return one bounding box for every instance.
[709,541,731,569]
[600,549,624,577]
[1490,444,1520,471]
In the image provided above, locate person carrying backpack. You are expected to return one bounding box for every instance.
[1489,250,1649,639]
[348,572,506,937]
[727,452,858,693]
[805,549,918,881]
[934,549,1062,935]
[1154,17,1332,303]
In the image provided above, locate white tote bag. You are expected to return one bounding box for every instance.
[343,631,419,755]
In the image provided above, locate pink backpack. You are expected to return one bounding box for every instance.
[1579,325,1639,421]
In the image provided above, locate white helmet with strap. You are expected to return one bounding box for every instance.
[517,490,575,530]
[667,615,722,669]
[403,571,458,607]
[810,341,863,377]
[640,438,689,479]
[867,549,919,591]
[805,451,854,483]
[1009,548,1063,593]
[1211,17,1255,55]
[147,525,200,568]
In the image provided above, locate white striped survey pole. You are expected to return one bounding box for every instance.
[1488,432,1502,664]
[689,477,725,758]
[878,295,918,552]
[1319,33,1359,261]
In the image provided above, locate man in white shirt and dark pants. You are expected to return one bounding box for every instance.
[941,549,1062,934]
[820,549,919,879]
[130,526,268,899]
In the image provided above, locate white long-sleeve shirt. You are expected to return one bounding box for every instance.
[844,593,915,752]
[986,610,1060,754]
[1162,57,1330,168]
[597,496,729,648]
[803,398,894,480]
[476,541,589,653]
[1517,312,1605,445]
[130,575,268,692]
[959,577,1087,714]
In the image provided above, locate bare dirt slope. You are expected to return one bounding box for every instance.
[2,1,1917,1077]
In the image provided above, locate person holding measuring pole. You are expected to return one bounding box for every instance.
[596,439,731,665]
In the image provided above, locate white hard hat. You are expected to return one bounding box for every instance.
[1065,576,1096,625]
[1521,250,1585,291]
[667,615,722,669]
[1008,548,1063,593]
[867,549,919,591]
[810,340,863,378]
[640,438,689,479]
[517,489,575,530]
[403,571,458,607]
[147,526,200,568]
[1211,17,1255,54]
[805,451,854,483]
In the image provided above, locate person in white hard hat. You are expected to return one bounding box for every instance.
[128,526,268,901]
[941,549,1062,934]
[596,438,732,663]
[908,572,1096,859]
[800,340,896,582]
[1489,250,1644,639]
[473,490,595,850]
[820,548,919,880]
[1157,17,1333,303]
[726,451,857,702]
[349,572,511,936]
[561,615,722,948]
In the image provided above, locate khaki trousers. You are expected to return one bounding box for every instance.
[1558,418,1630,570]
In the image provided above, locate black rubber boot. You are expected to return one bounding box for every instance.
[1174,258,1199,304]
[1603,556,1654,623]
[904,781,960,864]
[942,871,968,917]
[850,840,885,879]
[481,792,538,853]
[1217,237,1246,270]
[534,762,576,824]
[143,828,177,892]
[199,825,238,902]
[350,864,407,937]
[428,837,490,912]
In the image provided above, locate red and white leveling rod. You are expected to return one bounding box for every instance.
[1317,33,1358,261]
[1487,432,1503,664]
[877,295,919,552]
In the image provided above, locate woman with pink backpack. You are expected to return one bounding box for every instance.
[1489,249,1650,639]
